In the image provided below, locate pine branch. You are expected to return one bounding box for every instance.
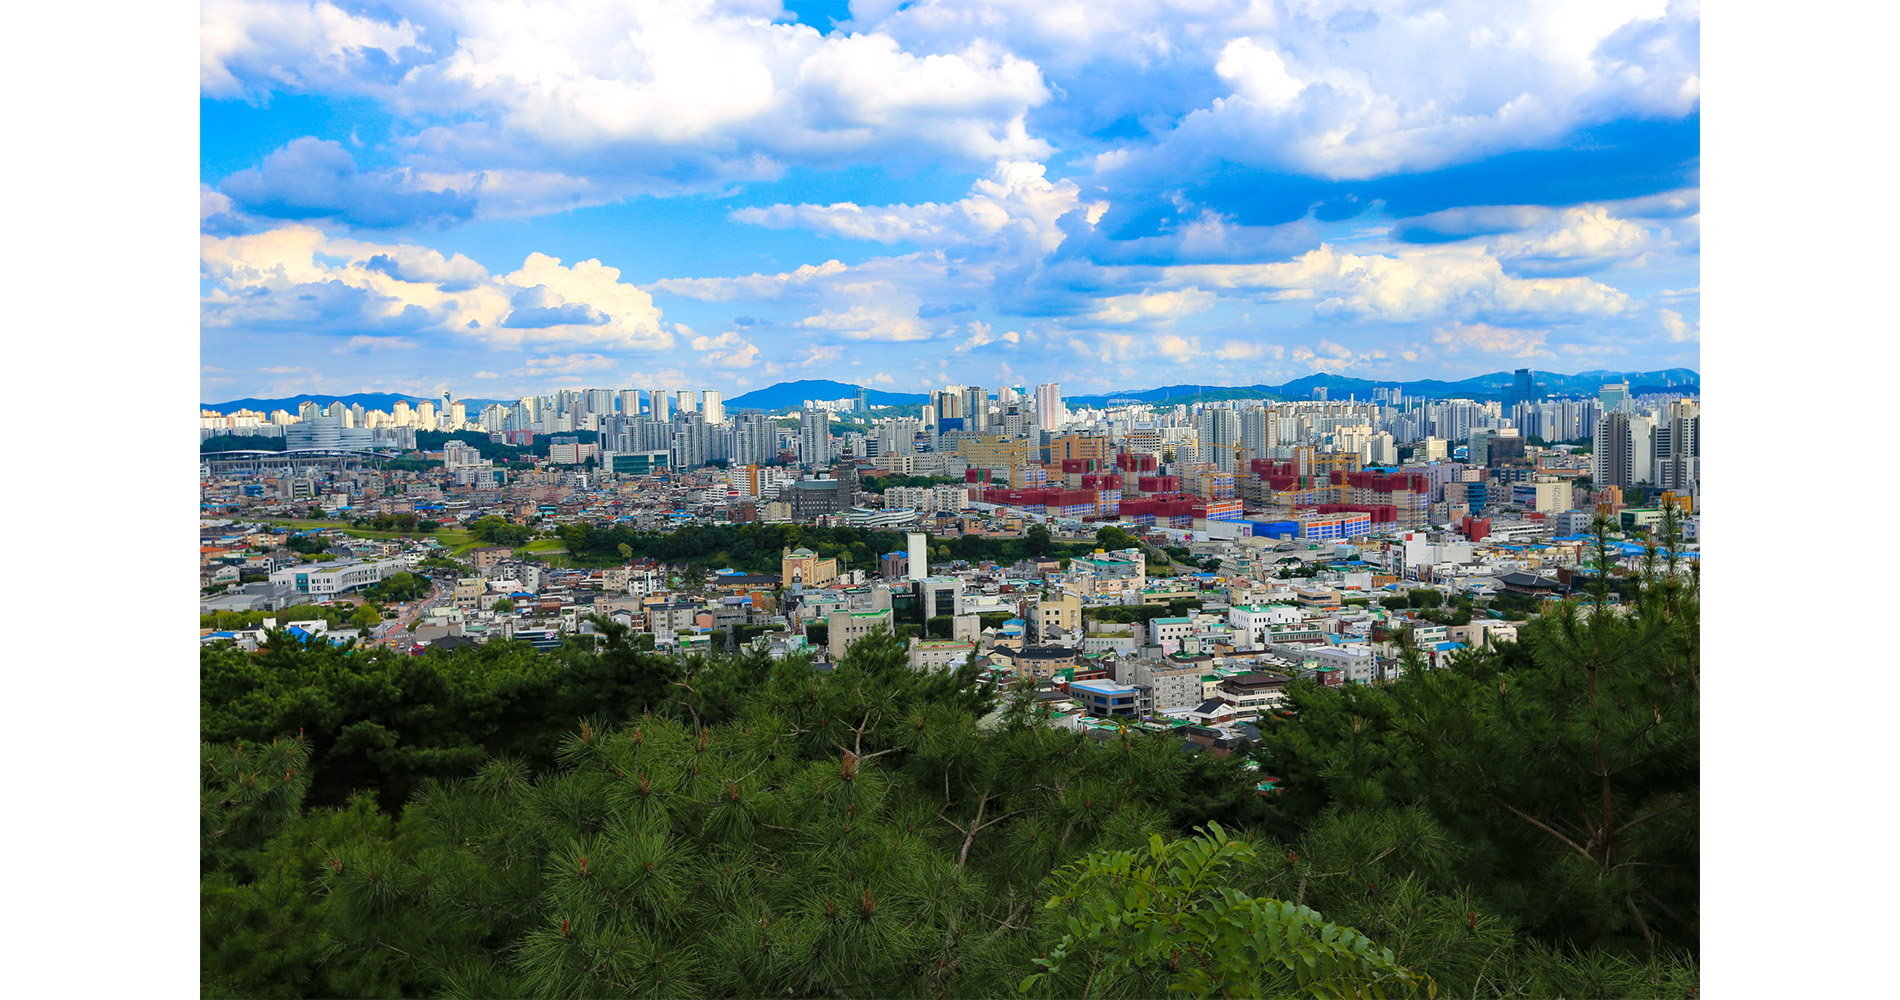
[1491,796,1595,863]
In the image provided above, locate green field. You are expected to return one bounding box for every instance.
[255,519,482,554]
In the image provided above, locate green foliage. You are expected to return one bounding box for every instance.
[1084,601,1204,626]
[1407,588,1444,609]
[364,571,429,604]
[201,603,359,632]
[1254,513,1700,960]
[284,533,331,555]
[859,473,962,494]
[467,515,535,547]
[1022,823,1426,999]
[1024,523,1052,557]
[200,516,1700,996]
[1095,525,1139,551]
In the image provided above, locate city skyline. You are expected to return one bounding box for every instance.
[201,1,1699,402]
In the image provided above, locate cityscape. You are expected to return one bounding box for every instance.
[194,2,1703,997]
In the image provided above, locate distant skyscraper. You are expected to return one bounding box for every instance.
[963,386,989,433]
[617,389,641,417]
[732,410,774,466]
[855,386,868,413]
[701,390,724,424]
[1034,383,1063,429]
[799,406,832,468]
[647,389,671,422]
[675,390,699,415]
[1599,381,1630,413]
[1507,368,1538,417]
[1197,408,1242,471]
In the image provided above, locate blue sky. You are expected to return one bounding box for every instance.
[199,0,1700,402]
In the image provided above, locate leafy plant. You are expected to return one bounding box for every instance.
[1022,823,1427,999]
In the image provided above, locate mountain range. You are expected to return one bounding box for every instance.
[1064,368,1700,407]
[203,369,1697,416]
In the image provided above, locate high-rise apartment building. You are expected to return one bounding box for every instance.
[1033,383,1063,429]
[799,407,832,468]
[647,388,671,422]
[731,410,774,467]
[1592,412,1655,488]
[1197,407,1242,472]
[701,390,724,425]
[1239,407,1277,466]
[963,386,989,433]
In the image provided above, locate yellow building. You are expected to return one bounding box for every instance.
[781,546,839,589]
[957,435,1033,476]
[1050,433,1112,466]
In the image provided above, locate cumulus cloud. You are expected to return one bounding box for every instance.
[201,0,425,99]
[336,335,418,353]
[1658,308,1699,342]
[798,304,935,342]
[512,353,619,377]
[1491,206,1651,276]
[206,1,1055,213]
[1086,288,1216,326]
[690,330,762,368]
[201,225,674,352]
[1165,243,1632,325]
[220,137,477,229]
[1214,340,1285,362]
[1096,1,1700,184]
[732,160,1100,256]
[1430,322,1554,359]
[952,322,1022,352]
[648,260,849,302]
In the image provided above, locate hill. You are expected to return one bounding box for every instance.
[725,379,928,411]
[1066,368,1698,407]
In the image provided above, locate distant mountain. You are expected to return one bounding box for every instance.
[726,379,928,411]
[1066,368,1699,407]
[201,392,511,413]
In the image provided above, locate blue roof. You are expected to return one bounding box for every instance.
[1432,641,1465,652]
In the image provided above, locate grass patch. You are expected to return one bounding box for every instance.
[256,519,477,550]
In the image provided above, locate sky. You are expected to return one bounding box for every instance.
[199,0,1700,403]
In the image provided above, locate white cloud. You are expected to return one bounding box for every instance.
[1215,38,1306,112]
[200,224,675,352]
[690,330,762,368]
[1089,1,1698,182]
[1086,288,1217,326]
[648,260,849,302]
[732,160,1100,256]
[1491,205,1651,276]
[1430,321,1554,359]
[798,304,935,342]
[207,1,1054,211]
[336,335,418,352]
[1214,340,1284,362]
[512,353,619,377]
[1658,308,1699,342]
[1165,243,1632,325]
[201,0,424,99]
[952,322,1022,352]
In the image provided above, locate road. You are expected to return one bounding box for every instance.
[371,578,447,650]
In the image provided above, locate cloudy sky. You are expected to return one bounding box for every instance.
[200,0,1699,401]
